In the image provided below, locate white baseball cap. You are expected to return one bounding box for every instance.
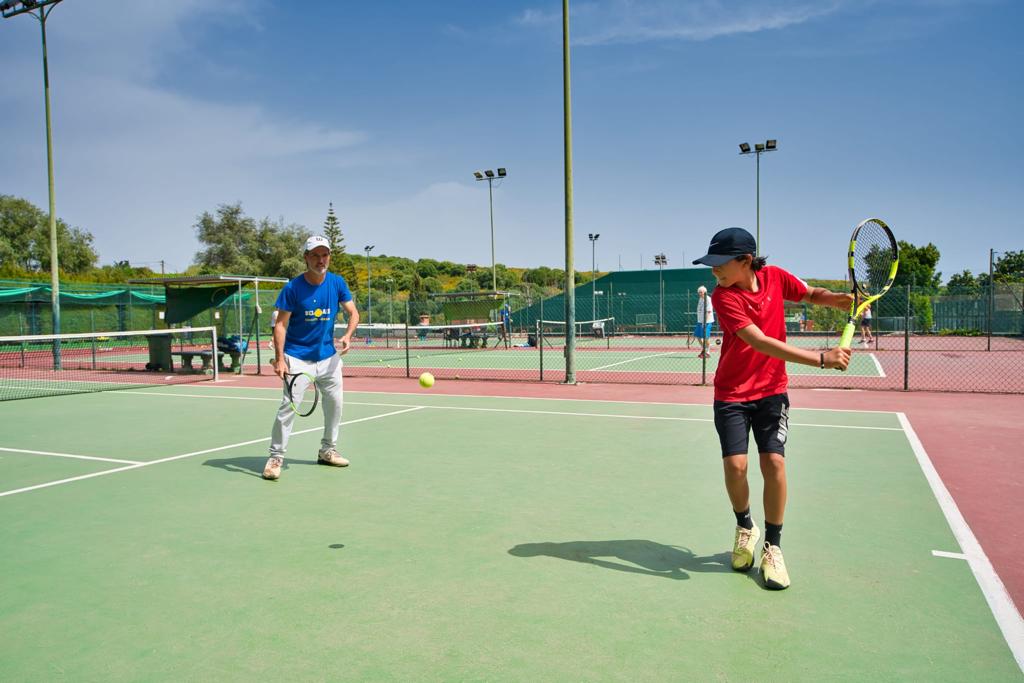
[303,235,331,254]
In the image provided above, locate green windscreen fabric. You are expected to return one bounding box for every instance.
[442,299,500,322]
[165,286,239,324]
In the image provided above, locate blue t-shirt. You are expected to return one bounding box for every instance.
[275,272,353,361]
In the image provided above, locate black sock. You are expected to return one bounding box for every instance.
[765,522,783,548]
[734,508,753,530]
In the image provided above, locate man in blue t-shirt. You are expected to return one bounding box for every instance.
[263,235,359,481]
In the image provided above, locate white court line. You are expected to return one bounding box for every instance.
[161,383,905,415]
[868,353,887,377]
[0,446,141,465]
[898,413,1024,672]
[933,550,969,560]
[106,390,903,431]
[588,351,680,372]
[0,407,423,499]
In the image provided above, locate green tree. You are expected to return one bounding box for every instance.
[193,203,262,274]
[0,194,97,274]
[893,241,941,292]
[416,259,440,278]
[946,270,981,296]
[256,218,307,278]
[994,250,1024,283]
[321,202,358,289]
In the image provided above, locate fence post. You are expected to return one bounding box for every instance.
[987,248,994,351]
[904,284,910,391]
[404,300,411,379]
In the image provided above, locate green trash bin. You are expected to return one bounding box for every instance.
[145,334,173,371]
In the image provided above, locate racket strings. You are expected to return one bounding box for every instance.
[853,220,895,297]
[288,373,318,416]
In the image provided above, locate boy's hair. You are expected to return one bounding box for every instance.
[735,254,768,272]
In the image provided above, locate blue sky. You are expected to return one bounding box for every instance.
[1,0,1020,280]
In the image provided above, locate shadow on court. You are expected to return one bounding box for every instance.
[202,456,319,478]
[508,540,735,580]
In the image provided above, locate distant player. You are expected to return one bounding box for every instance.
[695,285,715,359]
[860,304,874,345]
[692,227,852,589]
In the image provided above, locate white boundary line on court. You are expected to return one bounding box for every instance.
[898,412,1024,671]
[176,383,904,415]
[868,353,886,377]
[0,446,141,465]
[105,390,904,431]
[932,550,969,560]
[588,351,680,372]
[0,407,423,499]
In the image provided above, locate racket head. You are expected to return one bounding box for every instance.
[848,218,899,302]
[285,372,319,417]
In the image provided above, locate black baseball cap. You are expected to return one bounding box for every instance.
[692,227,757,267]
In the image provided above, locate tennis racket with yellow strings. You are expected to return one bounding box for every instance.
[839,218,899,354]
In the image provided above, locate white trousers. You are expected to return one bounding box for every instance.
[269,353,343,460]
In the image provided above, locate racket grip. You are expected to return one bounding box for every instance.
[839,323,856,351]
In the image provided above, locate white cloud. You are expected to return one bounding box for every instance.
[0,0,366,270]
[518,0,847,45]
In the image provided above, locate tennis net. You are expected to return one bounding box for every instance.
[537,318,616,348]
[0,326,218,401]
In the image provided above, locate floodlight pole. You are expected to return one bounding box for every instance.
[588,233,599,320]
[488,178,496,292]
[655,253,667,332]
[562,0,576,383]
[738,140,777,257]
[3,0,64,367]
[473,169,507,294]
[364,245,374,325]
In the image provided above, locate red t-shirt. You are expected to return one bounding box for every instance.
[711,265,809,402]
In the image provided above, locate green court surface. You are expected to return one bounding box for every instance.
[0,388,1017,681]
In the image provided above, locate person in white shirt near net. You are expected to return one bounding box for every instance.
[860,304,874,345]
[695,285,715,359]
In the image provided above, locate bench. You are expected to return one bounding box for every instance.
[173,349,241,372]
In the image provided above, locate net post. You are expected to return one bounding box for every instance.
[903,283,910,391]
[254,279,262,375]
[212,324,220,383]
[538,320,544,381]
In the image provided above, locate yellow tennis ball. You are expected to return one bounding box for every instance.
[419,372,435,388]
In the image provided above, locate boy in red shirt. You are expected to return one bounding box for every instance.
[693,228,852,589]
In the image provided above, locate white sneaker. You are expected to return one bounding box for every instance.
[263,456,283,480]
[317,448,349,467]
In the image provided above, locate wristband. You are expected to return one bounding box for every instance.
[820,352,825,369]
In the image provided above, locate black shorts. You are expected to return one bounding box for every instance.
[713,393,790,457]
[861,320,872,329]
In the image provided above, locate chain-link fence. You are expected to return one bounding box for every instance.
[336,286,1024,393]
[4,279,1021,392]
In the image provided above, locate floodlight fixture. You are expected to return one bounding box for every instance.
[739,142,751,154]
[473,171,483,179]
[497,168,506,177]
[484,169,495,178]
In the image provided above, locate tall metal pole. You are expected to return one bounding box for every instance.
[562,0,576,384]
[489,178,496,293]
[659,261,664,332]
[755,150,760,257]
[5,2,65,365]
[364,246,373,325]
[591,236,596,320]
